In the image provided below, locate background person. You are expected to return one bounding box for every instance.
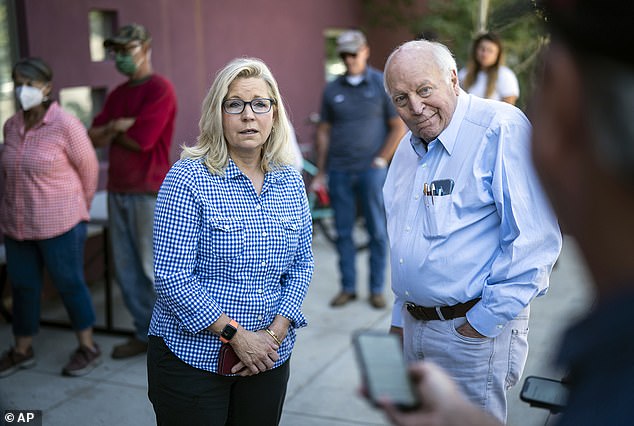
[88,23,177,359]
[311,29,406,309]
[459,32,520,105]
[382,40,561,422]
[380,1,634,424]
[0,57,100,377]
[147,57,314,425]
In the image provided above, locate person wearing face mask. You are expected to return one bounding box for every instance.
[0,57,100,377]
[88,23,177,359]
[459,32,520,105]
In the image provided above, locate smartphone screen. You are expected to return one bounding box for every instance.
[520,376,569,410]
[352,331,419,410]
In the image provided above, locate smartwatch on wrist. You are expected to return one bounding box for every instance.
[219,319,238,343]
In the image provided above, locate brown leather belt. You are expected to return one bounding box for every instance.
[406,298,481,321]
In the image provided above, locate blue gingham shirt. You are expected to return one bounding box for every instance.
[384,91,562,337]
[150,157,314,373]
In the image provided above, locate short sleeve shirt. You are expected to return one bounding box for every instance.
[320,67,399,172]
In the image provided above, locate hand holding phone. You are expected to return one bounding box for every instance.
[520,376,569,413]
[352,330,420,410]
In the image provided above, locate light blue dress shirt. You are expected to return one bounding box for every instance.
[150,158,314,372]
[384,91,561,337]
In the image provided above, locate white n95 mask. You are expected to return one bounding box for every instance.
[15,85,45,111]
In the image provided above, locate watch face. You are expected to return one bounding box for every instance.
[221,323,237,340]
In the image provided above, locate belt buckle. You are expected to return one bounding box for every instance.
[435,306,446,321]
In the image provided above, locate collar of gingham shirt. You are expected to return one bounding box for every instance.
[150,158,314,373]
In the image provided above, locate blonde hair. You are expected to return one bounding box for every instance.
[182,57,292,174]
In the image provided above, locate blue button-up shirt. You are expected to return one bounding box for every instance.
[150,158,314,372]
[384,91,561,337]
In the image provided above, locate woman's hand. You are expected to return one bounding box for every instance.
[230,330,280,376]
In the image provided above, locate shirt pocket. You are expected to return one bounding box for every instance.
[207,217,245,260]
[277,216,301,264]
[421,194,455,238]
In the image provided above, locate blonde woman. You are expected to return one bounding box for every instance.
[147,57,314,425]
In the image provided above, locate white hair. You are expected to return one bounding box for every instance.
[384,39,458,91]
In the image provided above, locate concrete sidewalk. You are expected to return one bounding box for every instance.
[0,234,592,425]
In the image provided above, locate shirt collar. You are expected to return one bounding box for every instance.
[16,101,60,130]
[408,89,469,158]
[341,68,369,86]
[224,157,285,185]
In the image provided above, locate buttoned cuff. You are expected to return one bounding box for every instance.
[465,302,510,338]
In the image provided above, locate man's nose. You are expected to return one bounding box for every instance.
[410,97,426,115]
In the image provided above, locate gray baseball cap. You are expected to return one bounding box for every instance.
[336,30,367,54]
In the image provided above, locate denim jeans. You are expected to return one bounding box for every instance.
[402,305,530,423]
[108,193,157,342]
[5,222,96,336]
[328,167,388,295]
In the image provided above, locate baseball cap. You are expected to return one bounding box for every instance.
[539,0,633,67]
[104,23,151,47]
[336,30,367,54]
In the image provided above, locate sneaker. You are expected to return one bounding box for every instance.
[369,294,387,309]
[330,292,357,307]
[62,344,102,377]
[0,347,35,378]
[111,338,148,359]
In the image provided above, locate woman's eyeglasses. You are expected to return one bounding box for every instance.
[222,98,275,114]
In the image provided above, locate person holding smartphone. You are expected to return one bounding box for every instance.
[379,0,634,425]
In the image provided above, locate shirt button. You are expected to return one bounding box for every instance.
[258,288,264,294]
[258,315,263,321]
[414,195,420,200]
[405,226,411,232]
[405,291,410,296]
[255,204,262,210]
[262,231,268,237]
[497,325,503,329]
[261,261,267,266]
[422,163,427,168]
[399,258,404,264]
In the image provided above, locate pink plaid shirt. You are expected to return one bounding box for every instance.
[1,102,98,240]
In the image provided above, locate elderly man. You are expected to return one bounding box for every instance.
[381,39,561,421]
[379,1,634,425]
[312,29,406,309]
[88,24,177,359]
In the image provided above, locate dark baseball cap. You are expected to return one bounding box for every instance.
[104,23,151,47]
[539,0,633,67]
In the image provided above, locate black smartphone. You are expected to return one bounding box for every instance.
[520,376,569,413]
[352,330,420,410]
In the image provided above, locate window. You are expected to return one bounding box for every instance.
[0,0,18,142]
[324,28,346,82]
[89,10,116,62]
[59,86,107,160]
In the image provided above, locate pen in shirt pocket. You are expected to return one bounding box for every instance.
[430,179,454,196]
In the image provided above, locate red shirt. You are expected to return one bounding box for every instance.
[92,74,177,193]
[1,102,99,240]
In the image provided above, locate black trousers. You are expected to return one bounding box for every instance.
[147,336,290,426]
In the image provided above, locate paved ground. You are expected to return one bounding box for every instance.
[0,232,592,425]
